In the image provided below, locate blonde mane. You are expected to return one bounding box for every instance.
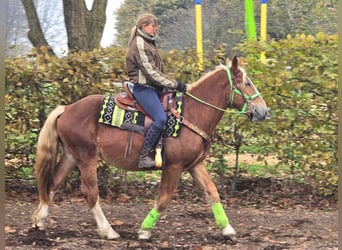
[189,66,226,90]
[189,63,248,90]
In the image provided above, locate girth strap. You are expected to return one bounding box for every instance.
[169,105,212,142]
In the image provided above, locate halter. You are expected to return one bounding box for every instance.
[170,66,261,141]
[186,66,261,114]
[225,67,261,113]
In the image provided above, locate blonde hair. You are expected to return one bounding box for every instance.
[127,13,158,47]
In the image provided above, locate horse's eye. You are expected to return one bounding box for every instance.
[245,82,251,87]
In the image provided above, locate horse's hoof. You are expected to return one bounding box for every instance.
[107,230,120,240]
[31,217,47,231]
[98,228,120,240]
[31,204,49,231]
[30,224,46,233]
[226,234,238,244]
[222,224,237,244]
[222,224,236,236]
[138,229,151,240]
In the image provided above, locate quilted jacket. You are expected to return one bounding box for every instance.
[125,28,177,89]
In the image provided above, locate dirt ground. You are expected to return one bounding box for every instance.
[5,175,337,250]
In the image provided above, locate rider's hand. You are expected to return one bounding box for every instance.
[176,82,187,93]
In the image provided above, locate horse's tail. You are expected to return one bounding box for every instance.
[34,105,65,204]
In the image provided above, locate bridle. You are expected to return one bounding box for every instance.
[225,67,261,114]
[185,66,261,115]
[169,66,261,141]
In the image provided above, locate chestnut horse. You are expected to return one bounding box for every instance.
[31,56,268,241]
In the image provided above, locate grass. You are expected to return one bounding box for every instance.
[240,145,273,155]
[242,163,287,177]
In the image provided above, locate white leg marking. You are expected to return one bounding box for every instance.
[32,191,55,230]
[138,229,152,240]
[32,202,49,230]
[91,198,120,240]
[222,224,236,236]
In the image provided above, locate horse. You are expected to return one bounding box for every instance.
[31,56,268,242]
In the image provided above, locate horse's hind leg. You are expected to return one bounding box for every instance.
[77,157,120,240]
[32,152,76,230]
[189,161,237,242]
[32,193,54,230]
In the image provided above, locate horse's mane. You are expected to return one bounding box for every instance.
[189,66,226,90]
[189,64,247,90]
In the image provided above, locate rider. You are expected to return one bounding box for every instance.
[125,13,187,169]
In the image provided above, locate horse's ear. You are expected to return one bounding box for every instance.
[231,56,239,72]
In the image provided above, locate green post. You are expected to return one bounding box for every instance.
[245,0,256,40]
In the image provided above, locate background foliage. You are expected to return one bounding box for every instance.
[5,32,337,197]
[232,33,338,196]
[115,0,337,52]
[6,0,337,57]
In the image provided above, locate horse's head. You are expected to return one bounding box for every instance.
[227,56,269,121]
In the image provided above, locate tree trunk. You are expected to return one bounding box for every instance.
[86,1,108,49]
[22,0,107,54]
[231,147,239,193]
[63,0,107,52]
[21,0,54,55]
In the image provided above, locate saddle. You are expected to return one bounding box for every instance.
[115,81,175,115]
[100,82,209,167]
[114,82,180,167]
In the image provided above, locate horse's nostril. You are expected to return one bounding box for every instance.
[251,106,270,121]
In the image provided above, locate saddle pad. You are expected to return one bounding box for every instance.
[97,95,183,137]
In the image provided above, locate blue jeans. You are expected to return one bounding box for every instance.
[132,85,167,130]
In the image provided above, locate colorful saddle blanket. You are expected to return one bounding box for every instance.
[97,93,184,137]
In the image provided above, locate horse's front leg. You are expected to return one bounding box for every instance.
[189,161,237,242]
[138,165,183,240]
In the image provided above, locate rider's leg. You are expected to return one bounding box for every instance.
[132,85,166,168]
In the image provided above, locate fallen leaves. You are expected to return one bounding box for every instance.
[116,194,130,203]
[111,219,124,226]
[5,226,16,233]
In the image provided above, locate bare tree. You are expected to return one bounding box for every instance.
[63,0,107,52]
[21,0,108,54]
[21,0,52,53]
[35,0,67,56]
[6,0,31,56]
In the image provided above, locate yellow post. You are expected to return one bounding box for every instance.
[195,0,203,71]
[260,0,267,63]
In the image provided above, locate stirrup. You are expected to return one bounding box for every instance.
[155,147,162,167]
